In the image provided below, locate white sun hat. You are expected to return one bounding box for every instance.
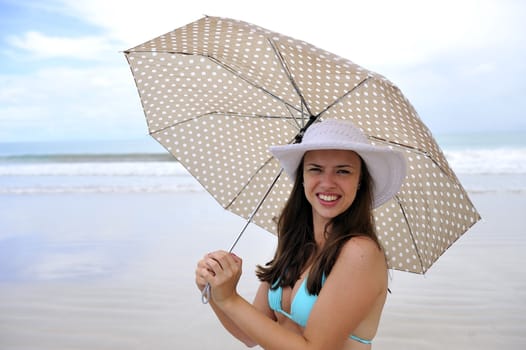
[269,119,406,208]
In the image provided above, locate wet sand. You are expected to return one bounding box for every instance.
[0,191,524,349]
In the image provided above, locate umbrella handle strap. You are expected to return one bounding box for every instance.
[202,283,211,304]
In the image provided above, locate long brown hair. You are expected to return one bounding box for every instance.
[256,155,381,295]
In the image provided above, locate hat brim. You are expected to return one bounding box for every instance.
[270,141,406,208]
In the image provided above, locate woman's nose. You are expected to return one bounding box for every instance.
[320,171,336,185]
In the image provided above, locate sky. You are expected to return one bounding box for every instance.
[0,0,525,143]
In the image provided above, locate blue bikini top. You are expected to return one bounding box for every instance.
[267,276,373,345]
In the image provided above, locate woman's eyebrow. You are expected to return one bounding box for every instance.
[305,163,356,168]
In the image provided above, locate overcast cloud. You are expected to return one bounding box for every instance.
[1,0,524,142]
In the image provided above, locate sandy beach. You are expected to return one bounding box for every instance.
[0,190,525,350]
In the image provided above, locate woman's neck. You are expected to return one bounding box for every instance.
[313,216,329,248]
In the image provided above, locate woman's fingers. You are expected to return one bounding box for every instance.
[195,265,208,291]
[195,253,222,290]
[205,255,224,276]
[201,251,240,282]
[200,252,242,304]
[196,251,243,297]
[207,251,240,276]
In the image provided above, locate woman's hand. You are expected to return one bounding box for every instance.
[196,251,243,305]
[195,255,210,292]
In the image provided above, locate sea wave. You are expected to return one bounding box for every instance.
[0,161,189,177]
[1,147,525,177]
[444,147,526,175]
[0,183,205,195]
[1,146,525,195]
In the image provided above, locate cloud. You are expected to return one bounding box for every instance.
[10,0,524,70]
[50,0,524,66]
[6,31,115,60]
[0,65,146,141]
[1,0,524,142]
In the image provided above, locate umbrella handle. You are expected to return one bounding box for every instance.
[199,216,250,305]
[202,283,211,304]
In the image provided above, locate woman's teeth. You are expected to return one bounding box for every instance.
[319,194,338,202]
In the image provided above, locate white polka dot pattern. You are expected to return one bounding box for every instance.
[125,16,480,274]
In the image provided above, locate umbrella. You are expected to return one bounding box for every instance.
[124,16,480,275]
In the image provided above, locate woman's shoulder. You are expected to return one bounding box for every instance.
[338,235,385,268]
[327,235,388,297]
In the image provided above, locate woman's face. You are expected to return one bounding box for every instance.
[303,149,362,226]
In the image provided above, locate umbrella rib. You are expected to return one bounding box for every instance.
[394,195,426,273]
[127,50,307,118]
[370,136,456,182]
[224,156,276,210]
[266,38,313,123]
[316,76,372,119]
[206,55,306,116]
[148,112,297,136]
[369,136,428,154]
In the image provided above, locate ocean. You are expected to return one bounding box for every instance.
[1,131,526,195]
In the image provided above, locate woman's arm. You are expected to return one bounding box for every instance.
[303,236,387,345]
[209,282,276,347]
[196,256,275,347]
[205,238,387,350]
[208,298,257,347]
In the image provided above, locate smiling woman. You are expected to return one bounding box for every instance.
[196,119,407,349]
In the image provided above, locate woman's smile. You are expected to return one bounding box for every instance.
[317,192,341,204]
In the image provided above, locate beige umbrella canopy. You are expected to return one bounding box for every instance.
[124,16,480,274]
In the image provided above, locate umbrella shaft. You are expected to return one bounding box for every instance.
[228,168,283,253]
[202,168,283,304]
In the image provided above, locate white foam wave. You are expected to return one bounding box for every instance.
[2,148,525,177]
[1,147,525,195]
[0,161,189,176]
[445,147,526,175]
[0,183,205,194]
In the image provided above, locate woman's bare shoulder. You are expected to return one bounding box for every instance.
[338,236,386,269]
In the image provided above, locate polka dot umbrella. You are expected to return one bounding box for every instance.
[124,16,480,275]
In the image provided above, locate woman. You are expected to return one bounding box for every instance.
[195,119,406,349]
